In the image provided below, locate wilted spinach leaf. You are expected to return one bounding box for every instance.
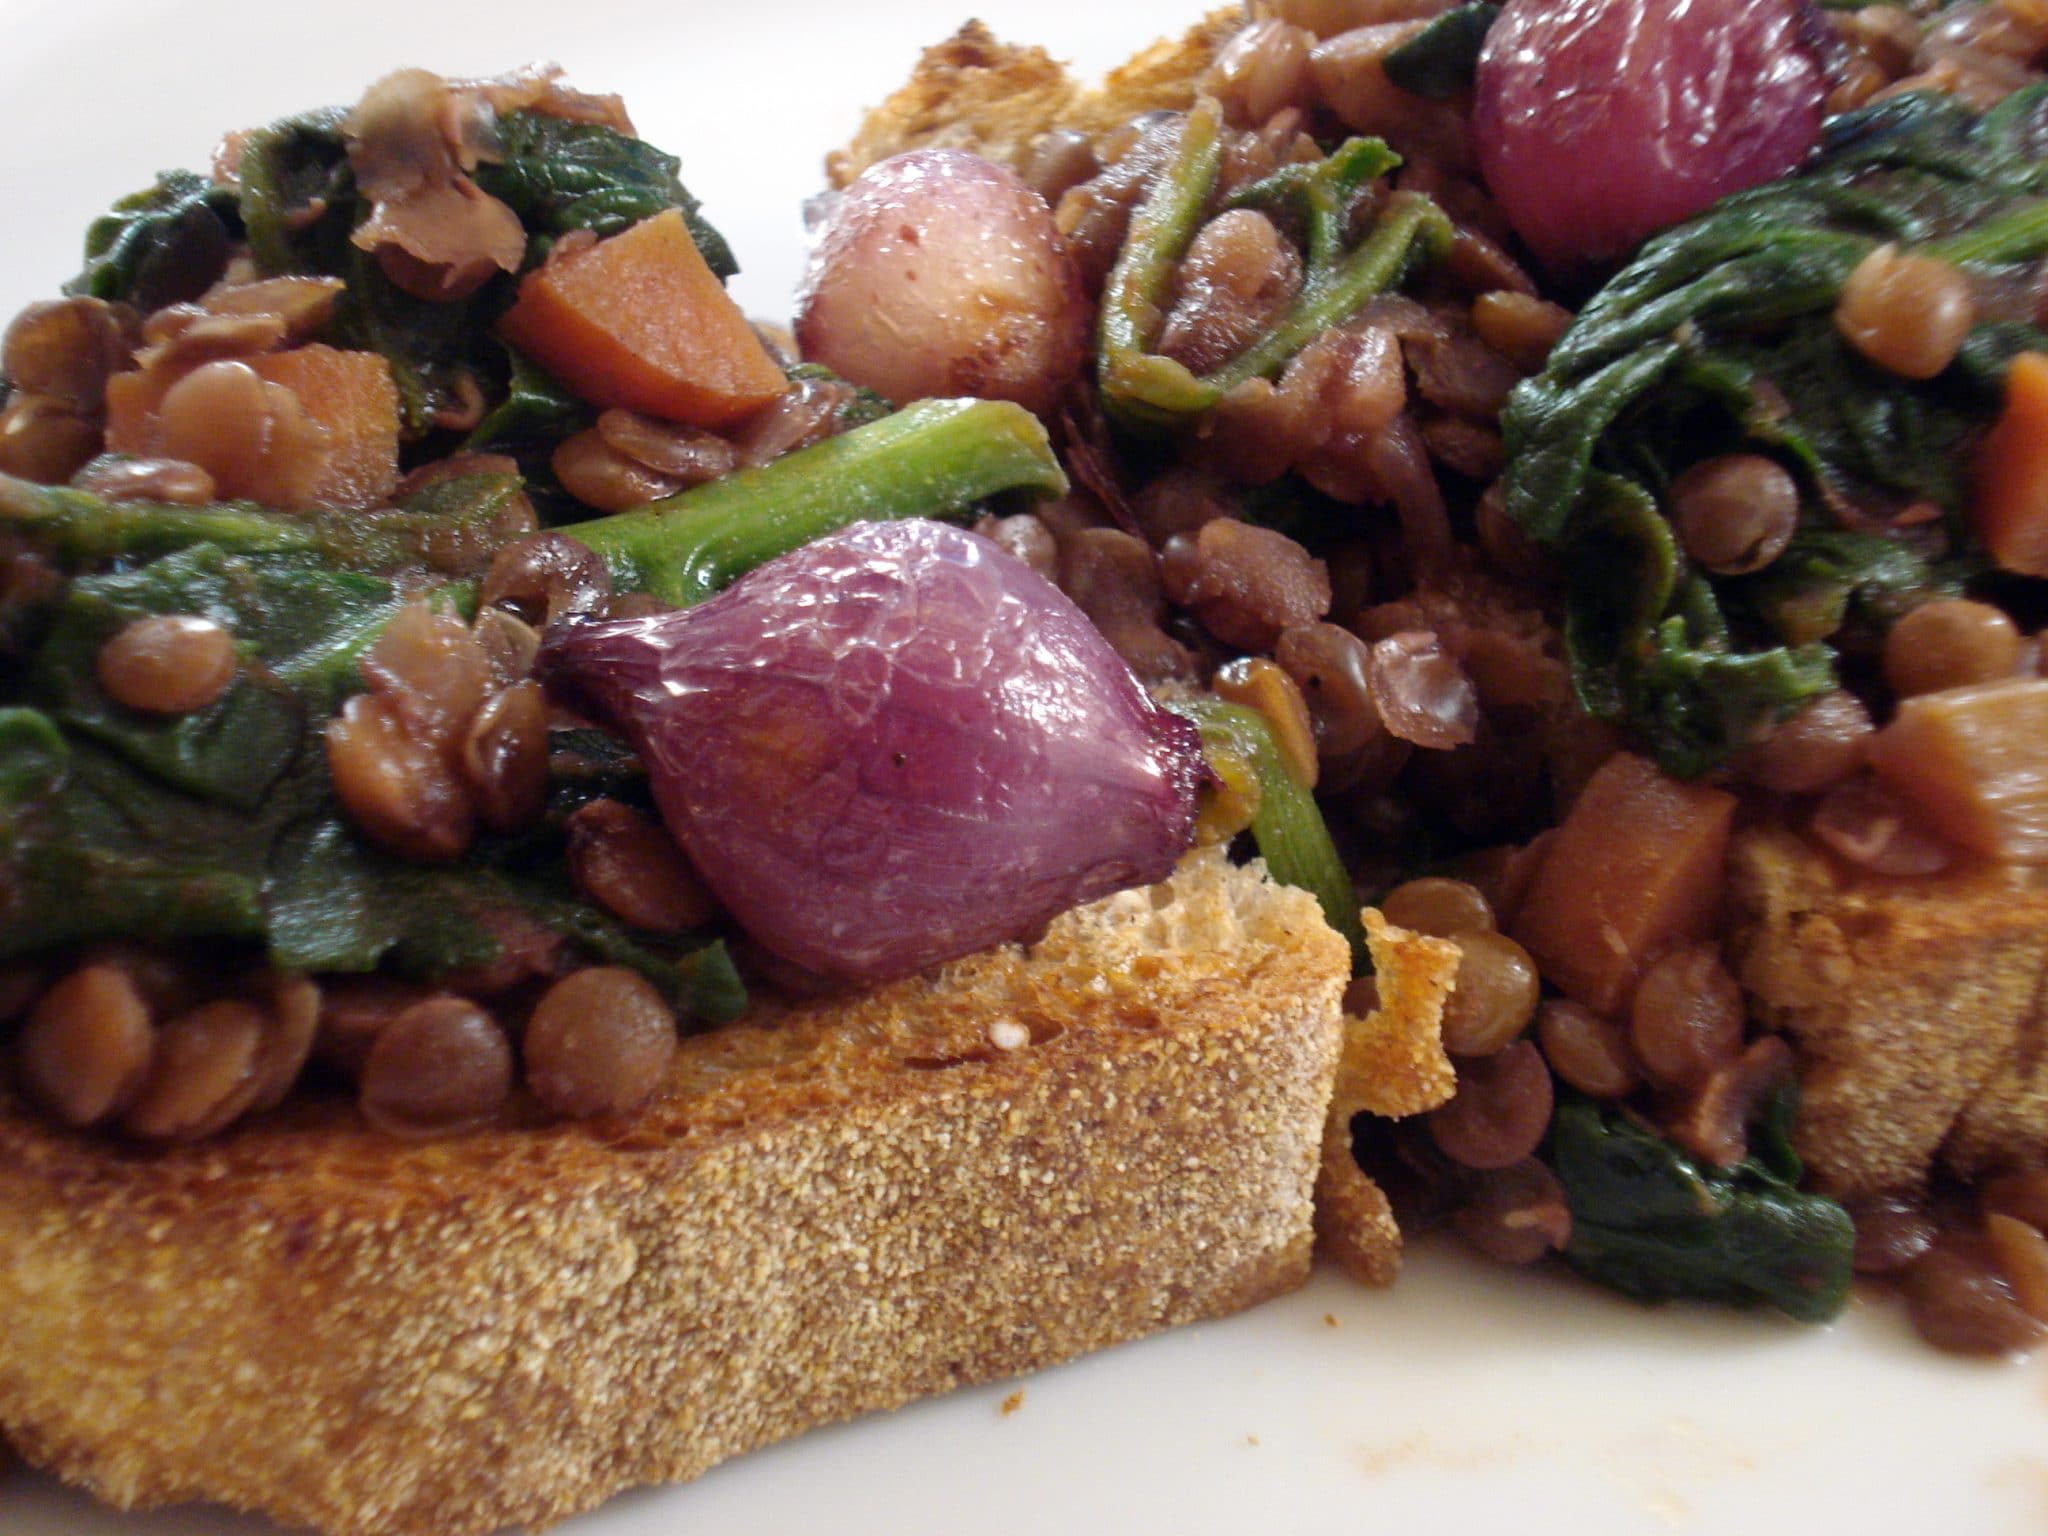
[1503,87,2048,776]
[66,170,243,310]
[1548,1090,1855,1324]
[473,111,738,279]
[0,539,737,1015]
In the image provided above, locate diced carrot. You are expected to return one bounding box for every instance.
[248,346,400,510]
[1510,751,1736,1015]
[1867,677,2048,862]
[1974,350,2048,577]
[497,209,787,429]
[103,346,399,511]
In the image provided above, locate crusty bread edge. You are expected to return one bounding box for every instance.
[0,849,1347,1536]
[825,10,1243,186]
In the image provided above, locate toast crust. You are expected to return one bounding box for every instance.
[1727,825,2048,1197]
[826,12,1242,186]
[0,849,1346,1536]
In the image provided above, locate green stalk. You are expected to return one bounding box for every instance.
[556,397,1068,607]
[1170,696,1368,972]
[1097,97,1228,429]
[1095,103,1447,431]
[1207,191,1451,395]
[0,474,321,565]
[1929,197,2048,266]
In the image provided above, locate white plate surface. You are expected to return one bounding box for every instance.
[2,3,2044,1532]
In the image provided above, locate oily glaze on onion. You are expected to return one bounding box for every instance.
[1474,0,1826,272]
[795,149,1087,417]
[543,520,1205,982]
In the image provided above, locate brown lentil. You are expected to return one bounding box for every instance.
[361,601,490,753]
[248,973,320,1113]
[2,296,129,408]
[313,976,434,1078]
[1452,1157,1572,1265]
[0,394,101,483]
[461,681,551,833]
[1469,290,1571,372]
[326,693,475,863]
[156,358,331,509]
[595,408,738,485]
[1981,1171,2048,1231]
[523,966,679,1119]
[1059,526,1194,683]
[1903,1230,2046,1356]
[70,454,219,505]
[1158,517,1331,653]
[1666,1033,1795,1168]
[95,614,238,715]
[1275,621,1384,765]
[1438,931,1540,1057]
[19,964,155,1127]
[1537,999,1640,1099]
[1882,599,2024,698]
[552,425,685,511]
[566,799,718,933]
[1427,1038,1553,1169]
[1734,690,1873,795]
[1669,455,1800,576]
[1835,245,1975,380]
[471,607,543,690]
[480,531,613,630]
[1378,876,1495,938]
[122,999,266,1141]
[1213,656,1321,788]
[1628,943,1746,1091]
[1366,630,1478,748]
[975,512,1059,579]
[359,997,513,1137]
[1848,1195,1939,1276]
[1984,1212,2048,1323]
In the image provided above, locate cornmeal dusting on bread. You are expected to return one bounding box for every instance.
[1315,912,1457,1287]
[0,851,1345,1536]
[827,10,1241,186]
[1726,826,2048,1198]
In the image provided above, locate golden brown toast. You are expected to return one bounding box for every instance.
[0,849,1351,1536]
[826,11,1242,187]
[1727,825,2048,1198]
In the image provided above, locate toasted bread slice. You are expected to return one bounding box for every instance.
[1726,825,2048,1197]
[825,11,1241,187]
[0,849,1347,1536]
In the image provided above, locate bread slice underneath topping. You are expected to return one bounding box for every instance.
[0,848,1346,1536]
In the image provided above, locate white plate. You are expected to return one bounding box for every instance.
[2,4,2044,1533]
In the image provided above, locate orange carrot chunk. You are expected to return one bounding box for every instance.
[1510,751,1736,1015]
[1867,677,2048,862]
[497,209,787,429]
[248,346,400,510]
[1974,350,2048,577]
[105,345,398,511]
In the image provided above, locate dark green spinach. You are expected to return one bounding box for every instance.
[472,111,737,278]
[0,524,739,1017]
[1548,1090,1855,1324]
[1382,4,1500,100]
[1503,87,2048,775]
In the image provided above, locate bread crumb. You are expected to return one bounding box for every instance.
[1323,1313,1339,1328]
[989,1020,1029,1052]
[1000,1390,1025,1417]
[1246,1434,1260,1447]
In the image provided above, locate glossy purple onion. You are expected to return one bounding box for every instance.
[1474,0,1826,272]
[542,519,1205,982]
[795,149,1087,417]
